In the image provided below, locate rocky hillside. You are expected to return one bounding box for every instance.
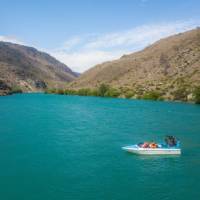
[71,28,200,101]
[0,42,78,95]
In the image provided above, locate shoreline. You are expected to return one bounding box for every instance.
[44,84,200,105]
[1,91,199,105]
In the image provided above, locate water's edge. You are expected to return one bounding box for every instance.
[0,91,198,105]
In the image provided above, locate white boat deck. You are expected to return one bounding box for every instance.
[122,145,181,155]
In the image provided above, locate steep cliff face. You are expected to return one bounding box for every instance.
[71,28,200,100]
[0,42,78,95]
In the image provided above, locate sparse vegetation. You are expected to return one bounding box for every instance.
[44,84,200,104]
[141,91,162,101]
[193,87,200,104]
[124,91,135,99]
[45,85,163,101]
[76,88,91,96]
[10,86,23,94]
[46,84,115,98]
[105,88,120,97]
[172,87,188,101]
[57,89,65,95]
[97,84,109,97]
[160,53,170,75]
[45,88,57,94]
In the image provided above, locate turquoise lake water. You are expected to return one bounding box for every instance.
[0,93,200,199]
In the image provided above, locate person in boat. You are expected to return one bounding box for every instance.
[164,136,179,147]
[138,141,158,148]
[137,136,180,149]
[149,143,158,148]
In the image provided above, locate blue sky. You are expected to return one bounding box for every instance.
[0,0,200,72]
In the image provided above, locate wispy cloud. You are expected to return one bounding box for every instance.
[0,35,24,45]
[51,20,199,72]
[1,20,199,73]
[83,21,197,50]
[53,50,124,73]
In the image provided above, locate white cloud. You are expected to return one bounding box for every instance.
[52,50,125,73]
[50,20,199,72]
[61,36,82,51]
[0,35,24,45]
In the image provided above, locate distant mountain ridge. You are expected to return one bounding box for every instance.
[0,42,78,95]
[70,28,200,101]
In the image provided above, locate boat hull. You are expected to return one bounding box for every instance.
[122,145,181,155]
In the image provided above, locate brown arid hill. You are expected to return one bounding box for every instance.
[0,42,78,95]
[70,28,200,101]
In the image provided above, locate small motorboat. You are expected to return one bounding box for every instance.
[122,136,181,155]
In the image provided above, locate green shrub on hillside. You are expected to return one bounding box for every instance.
[56,89,64,95]
[64,89,77,95]
[172,87,188,101]
[104,88,120,97]
[142,91,161,100]
[10,86,22,94]
[193,87,200,104]
[45,88,57,94]
[124,91,135,99]
[89,89,99,96]
[97,84,110,97]
[77,88,92,96]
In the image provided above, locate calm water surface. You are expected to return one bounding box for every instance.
[0,93,200,200]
